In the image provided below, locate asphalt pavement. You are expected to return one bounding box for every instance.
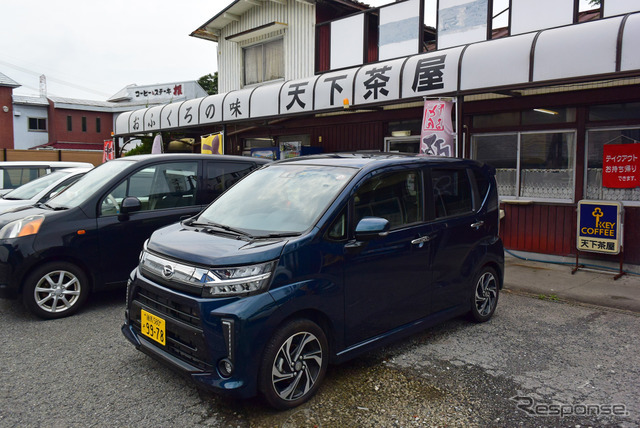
[503,251,640,313]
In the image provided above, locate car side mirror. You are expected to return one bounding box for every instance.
[120,197,141,215]
[354,217,390,241]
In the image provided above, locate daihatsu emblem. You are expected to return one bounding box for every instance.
[162,264,175,279]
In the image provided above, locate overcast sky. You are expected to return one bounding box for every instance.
[1,0,589,101]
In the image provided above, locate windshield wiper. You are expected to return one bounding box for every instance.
[41,202,68,211]
[255,232,301,238]
[206,222,255,239]
[183,218,255,239]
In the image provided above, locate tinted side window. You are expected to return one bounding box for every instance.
[100,162,198,216]
[204,161,257,202]
[2,167,47,189]
[326,206,347,241]
[354,170,422,229]
[432,169,473,219]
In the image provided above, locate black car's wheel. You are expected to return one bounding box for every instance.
[469,266,499,323]
[22,262,89,319]
[258,319,328,409]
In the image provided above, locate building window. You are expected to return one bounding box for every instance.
[242,138,275,157]
[82,117,87,132]
[243,38,284,86]
[585,127,640,204]
[589,102,640,122]
[67,116,72,132]
[96,118,101,133]
[27,117,47,132]
[472,130,576,202]
[472,107,576,129]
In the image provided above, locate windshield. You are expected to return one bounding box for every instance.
[198,164,356,235]
[2,170,71,200]
[47,160,135,209]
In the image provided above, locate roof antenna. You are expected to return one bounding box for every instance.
[39,74,47,98]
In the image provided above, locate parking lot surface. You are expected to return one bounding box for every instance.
[1,289,638,427]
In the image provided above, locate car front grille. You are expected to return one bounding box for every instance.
[130,283,212,371]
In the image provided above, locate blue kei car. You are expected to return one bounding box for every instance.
[122,153,504,409]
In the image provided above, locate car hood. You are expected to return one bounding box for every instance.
[0,206,50,229]
[146,222,289,266]
[0,199,32,214]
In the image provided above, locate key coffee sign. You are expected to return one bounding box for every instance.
[577,200,623,255]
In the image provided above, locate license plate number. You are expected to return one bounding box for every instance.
[141,309,166,346]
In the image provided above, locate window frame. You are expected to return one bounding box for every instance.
[584,125,640,207]
[472,129,577,203]
[27,117,47,132]
[242,37,285,87]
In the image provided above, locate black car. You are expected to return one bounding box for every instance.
[0,154,268,319]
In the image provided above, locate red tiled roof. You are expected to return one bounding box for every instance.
[31,142,104,151]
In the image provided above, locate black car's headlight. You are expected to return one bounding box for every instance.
[0,215,44,239]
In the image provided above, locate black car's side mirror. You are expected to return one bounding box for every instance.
[118,197,142,220]
[354,217,390,241]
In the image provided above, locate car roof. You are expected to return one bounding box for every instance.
[273,152,483,171]
[118,153,270,165]
[57,167,93,174]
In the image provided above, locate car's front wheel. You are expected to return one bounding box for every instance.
[258,319,328,409]
[22,262,89,319]
[469,266,499,323]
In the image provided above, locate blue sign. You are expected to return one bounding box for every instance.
[577,200,623,254]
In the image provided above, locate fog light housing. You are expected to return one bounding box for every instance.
[218,358,234,378]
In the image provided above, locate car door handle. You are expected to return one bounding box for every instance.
[411,235,433,245]
[471,221,485,229]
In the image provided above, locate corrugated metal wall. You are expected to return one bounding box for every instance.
[218,0,315,93]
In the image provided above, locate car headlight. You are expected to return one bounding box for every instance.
[0,215,45,239]
[202,261,277,298]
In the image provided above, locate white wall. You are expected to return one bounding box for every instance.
[12,104,49,149]
[217,0,315,92]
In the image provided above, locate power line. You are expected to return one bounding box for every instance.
[0,59,111,98]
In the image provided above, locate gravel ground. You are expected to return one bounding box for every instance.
[1,289,638,427]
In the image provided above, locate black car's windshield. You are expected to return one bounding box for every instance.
[198,164,356,236]
[2,170,70,200]
[47,160,135,209]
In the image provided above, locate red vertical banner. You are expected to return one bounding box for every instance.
[102,140,114,163]
[420,100,455,157]
[602,144,640,188]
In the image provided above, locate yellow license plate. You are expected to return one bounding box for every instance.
[141,309,166,346]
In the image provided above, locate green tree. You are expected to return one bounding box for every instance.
[123,136,153,156]
[588,0,601,6]
[198,72,218,95]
